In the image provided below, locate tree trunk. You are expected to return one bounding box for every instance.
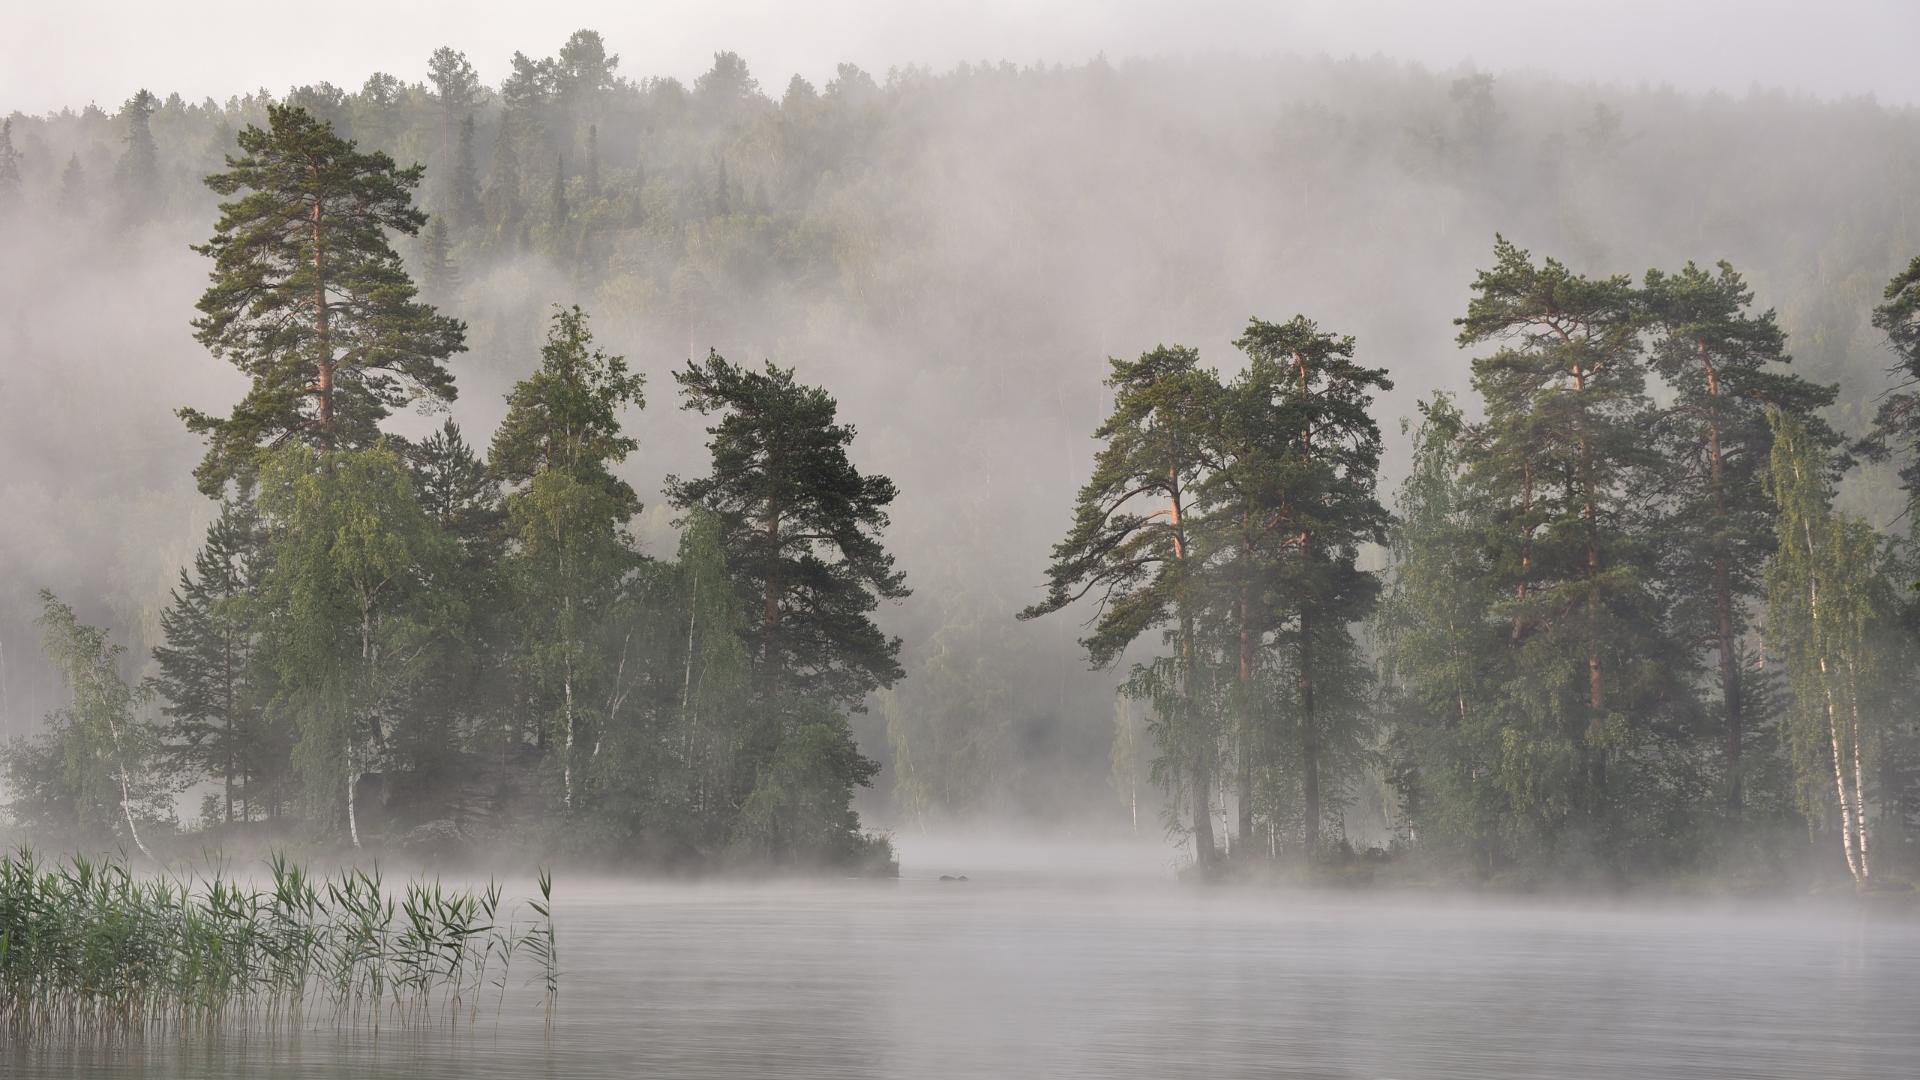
[1845,659,1871,881]
[103,710,154,861]
[223,617,235,824]
[346,741,362,850]
[562,649,576,814]
[1190,754,1217,868]
[1701,344,1744,814]
[1799,504,1861,882]
[759,508,782,695]
[1300,608,1320,856]
[1292,350,1323,857]
[310,191,333,449]
[1236,568,1255,847]
[1513,459,1532,641]
[1169,475,1214,868]
[1572,365,1604,728]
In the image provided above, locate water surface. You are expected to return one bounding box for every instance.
[10,837,1917,1078]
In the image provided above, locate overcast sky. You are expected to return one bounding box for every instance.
[6,0,1919,115]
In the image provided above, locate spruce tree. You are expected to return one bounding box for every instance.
[418,215,457,300]
[452,115,483,234]
[151,499,269,824]
[182,105,466,495]
[118,88,162,225]
[57,154,87,219]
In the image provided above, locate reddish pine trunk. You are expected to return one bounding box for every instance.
[311,191,333,447]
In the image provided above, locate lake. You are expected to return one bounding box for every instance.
[8,835,1917,1078]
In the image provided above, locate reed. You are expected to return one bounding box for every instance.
[0,848,557,1041]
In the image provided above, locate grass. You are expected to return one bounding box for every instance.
[0,848,558,1041]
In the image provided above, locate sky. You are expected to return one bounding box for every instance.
[4,0,1919,116]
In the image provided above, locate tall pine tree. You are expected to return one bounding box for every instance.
[182,105,466,494]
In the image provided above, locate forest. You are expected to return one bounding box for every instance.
[3,30,1920,885]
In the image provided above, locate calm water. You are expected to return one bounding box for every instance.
[9,836,1919,1078]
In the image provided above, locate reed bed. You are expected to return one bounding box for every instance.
[0,849,557,1041]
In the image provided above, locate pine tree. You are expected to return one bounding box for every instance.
[668,353,907,709]
[1867,255,1920,508]
[1225,315,1392,854]
[1454,237,1676,847]
[182,105,467,495]
[151,499,269,824]
[492,306,645,813]
[1643,261,1836,813]
[1019,345,1224,864]
[667,354,906,857]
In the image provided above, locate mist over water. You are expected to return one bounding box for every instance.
[5,4,1920,1076]
[9,837,1920,1079]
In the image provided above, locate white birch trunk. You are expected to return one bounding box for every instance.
[1802,504,1862,883]
[346,742,362,849]
[562,657,575,814]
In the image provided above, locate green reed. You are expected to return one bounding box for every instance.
[0,848,558,1041]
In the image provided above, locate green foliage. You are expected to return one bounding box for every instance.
[0,849,558,1036]
[493,306,646,815]
[1867,256,1920,506]
[150,499,286,822]
[255,444,457,841]
[116,88,161,225]
[728,705,888,871]
[0,118,20,212]
[2,594,168,854]
[668,353,907,707]
[1643,261,1836,812]
[181,105,467,494]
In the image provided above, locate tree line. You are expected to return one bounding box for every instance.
[4,36,1920,876]
[4,105,904,871]
[1027,240,1920,885]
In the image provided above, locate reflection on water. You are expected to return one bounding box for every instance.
[8,837,1918,1078]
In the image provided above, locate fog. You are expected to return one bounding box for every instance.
[6,25,1917,832]
[5,7,1920,1076]
[9,0,1920,114]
